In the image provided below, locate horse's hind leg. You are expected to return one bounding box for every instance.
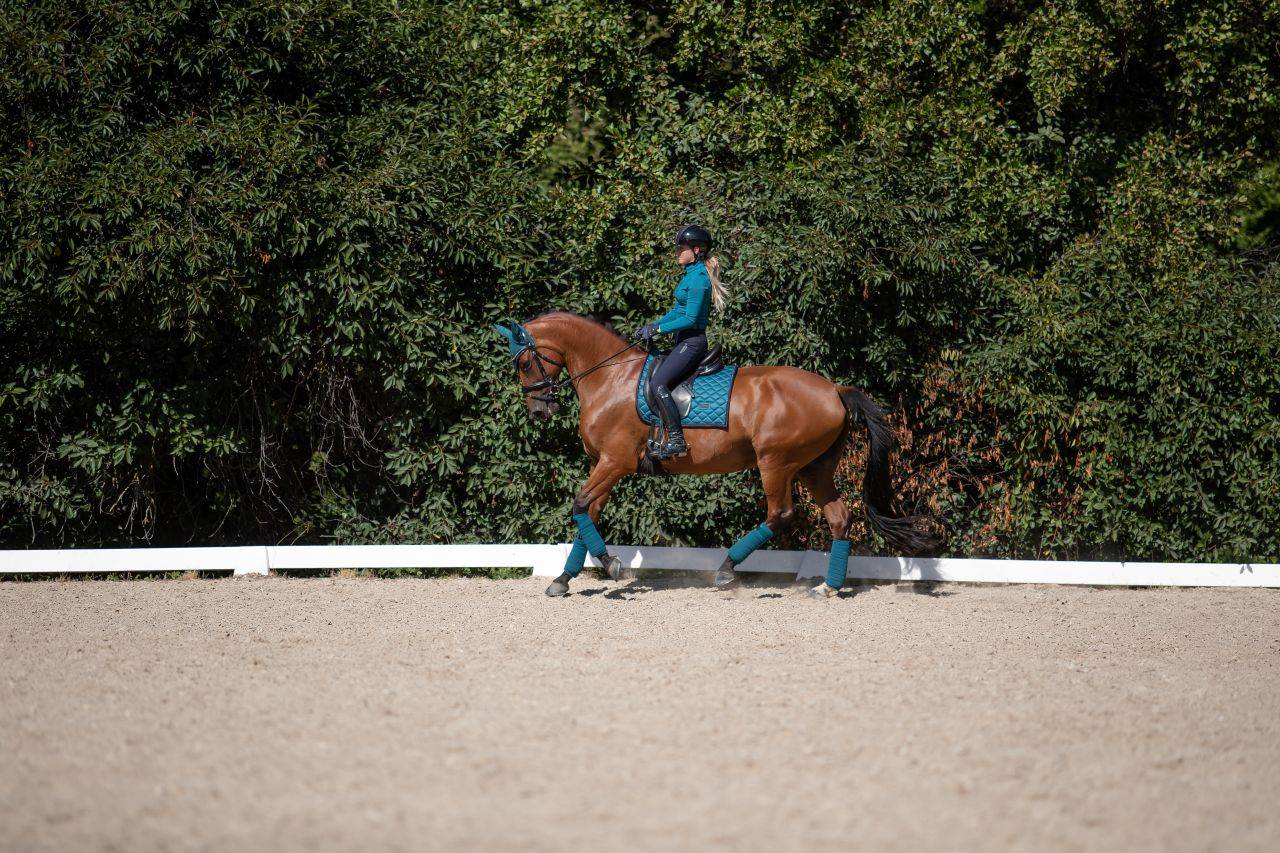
[797,466,852,598]
[714,462,801,587]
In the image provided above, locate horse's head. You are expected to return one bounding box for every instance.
[494,320,566,421]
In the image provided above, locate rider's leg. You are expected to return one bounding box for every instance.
[648,334,707,457]
[715,463,799,586]
[649,334,708,394]
[652,385,687,456]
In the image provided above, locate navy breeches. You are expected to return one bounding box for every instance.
[651,332,708,393]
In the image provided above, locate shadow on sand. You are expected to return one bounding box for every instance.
[569,572,956,601]
[895,581,958,598]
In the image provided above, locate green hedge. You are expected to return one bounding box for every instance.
[3,0,1278,561]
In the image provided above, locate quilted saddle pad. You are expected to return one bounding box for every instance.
[634,352,740,429]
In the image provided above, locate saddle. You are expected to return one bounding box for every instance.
[642,344,725,419]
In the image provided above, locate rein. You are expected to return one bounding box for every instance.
[515,338,645,402]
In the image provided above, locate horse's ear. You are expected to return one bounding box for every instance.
[494,322,525,358]
[491,320,517,350]
[511,322,534,347]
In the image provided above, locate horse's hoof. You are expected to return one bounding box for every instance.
[545,572,572,597]
[599,554,625,582]
[807,582,839,600]
[712,558,738,588]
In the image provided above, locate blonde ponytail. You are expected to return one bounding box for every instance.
[705,254,727,311]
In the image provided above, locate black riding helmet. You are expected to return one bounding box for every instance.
[673,224,714,251]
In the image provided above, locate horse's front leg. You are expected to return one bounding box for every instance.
[545,459,630,597]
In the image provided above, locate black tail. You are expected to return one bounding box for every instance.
[838,387,939,555]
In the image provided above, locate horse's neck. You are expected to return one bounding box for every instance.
[542,318,631,403]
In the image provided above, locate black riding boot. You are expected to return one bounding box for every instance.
[653,385,688,459]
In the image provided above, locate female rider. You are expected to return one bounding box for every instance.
[632,224,726,459]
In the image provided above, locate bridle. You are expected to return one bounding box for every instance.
[513,345,568,403]
[512,337,644,404]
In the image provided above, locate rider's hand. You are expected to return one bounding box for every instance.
[633,323,659,341]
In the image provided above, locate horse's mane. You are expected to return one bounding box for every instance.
[522,310,627,342]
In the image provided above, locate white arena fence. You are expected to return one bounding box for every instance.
[0,544,1276,587]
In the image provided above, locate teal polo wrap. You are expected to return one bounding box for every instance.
[727,522,774,564]
[562,532,589,578]
[826,538,851,589]
[572,512,608,558]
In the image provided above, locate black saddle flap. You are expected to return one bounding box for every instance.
[696,344,723,376]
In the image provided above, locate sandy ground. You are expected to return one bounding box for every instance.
[1,575,1278,852]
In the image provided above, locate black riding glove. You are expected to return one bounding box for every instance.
[633,323,659,341]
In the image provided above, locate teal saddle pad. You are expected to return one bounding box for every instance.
[635,352,740,429]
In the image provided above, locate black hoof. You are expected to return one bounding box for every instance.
[712,558,738,588]
[600,554,625,582]
[545,572,572,597]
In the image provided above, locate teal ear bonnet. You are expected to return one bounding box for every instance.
[494,322,535,357]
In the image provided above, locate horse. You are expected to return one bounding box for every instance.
[495,311,936,598]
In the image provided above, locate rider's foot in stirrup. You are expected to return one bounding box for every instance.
[656,435,688,459]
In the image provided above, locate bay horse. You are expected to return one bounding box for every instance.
[495,312,935,598]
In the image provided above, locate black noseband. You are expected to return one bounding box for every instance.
[515,346,567,403]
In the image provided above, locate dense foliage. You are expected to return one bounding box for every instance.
[3,0,1278,561]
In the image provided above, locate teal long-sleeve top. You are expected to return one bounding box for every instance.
[654,260,712,334]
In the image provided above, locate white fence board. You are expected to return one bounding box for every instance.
[266,544,566,575]
[0,546,270,575]
[0,544,1276,587]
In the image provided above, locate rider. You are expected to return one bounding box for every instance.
[632,224,725,459]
